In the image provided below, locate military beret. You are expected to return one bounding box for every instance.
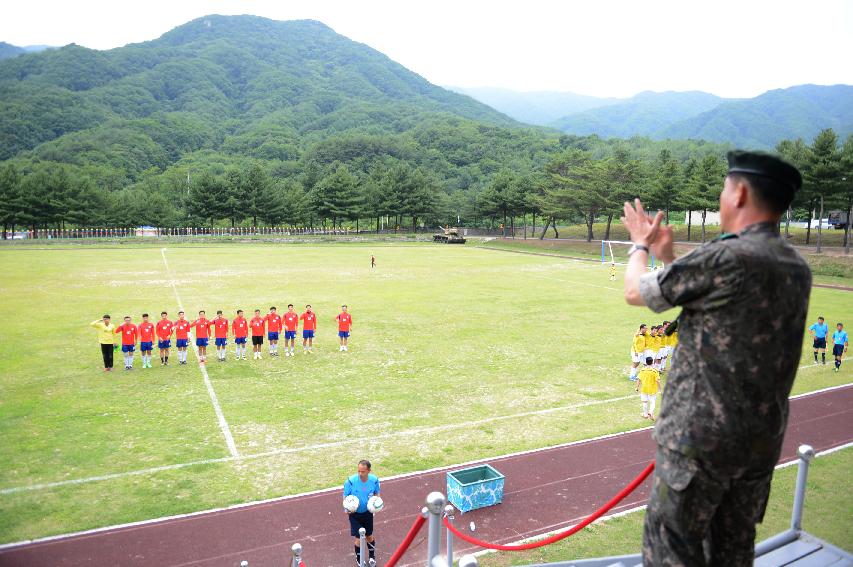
[727,150,802,193]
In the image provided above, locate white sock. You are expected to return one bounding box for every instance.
[649,397,656,415]
[642,400,648,415]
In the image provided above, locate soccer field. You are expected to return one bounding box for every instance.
[0,241,851,543]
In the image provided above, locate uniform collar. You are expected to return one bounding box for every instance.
[739,221,780,236]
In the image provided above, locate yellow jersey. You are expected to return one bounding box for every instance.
[90,319,116,345]
[638,368,660,395]
[632,333,646,353]
[669,331,678,348]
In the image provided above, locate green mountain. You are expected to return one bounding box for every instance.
[0,42,26,61]
[661,85,853,148]
[447,86,620,125]
[551,91,727,138]
[0,15,520,167]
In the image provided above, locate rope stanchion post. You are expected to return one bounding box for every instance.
[359,527,367,567]
[291,543,303,567]
[458,554,479,567]
[240,561,248,567]
[426,492,445,566]
[444,504,455,566]
[791,444,815,531]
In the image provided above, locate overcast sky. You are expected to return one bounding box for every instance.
[2,0,852,98]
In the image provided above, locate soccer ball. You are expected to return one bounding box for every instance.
[367,495,384,513]
[343,495,360,513]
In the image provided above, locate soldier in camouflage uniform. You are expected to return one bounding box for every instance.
[620,151,810,566]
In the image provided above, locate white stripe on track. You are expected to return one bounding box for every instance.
[161,248,239,458]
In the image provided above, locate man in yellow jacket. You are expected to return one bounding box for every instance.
[90,315,116,372]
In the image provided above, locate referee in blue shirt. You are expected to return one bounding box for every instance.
[809,316,829,364]
[343,460,381,565]
[832,323,849,372]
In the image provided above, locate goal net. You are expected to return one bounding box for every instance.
[601,240,660,268]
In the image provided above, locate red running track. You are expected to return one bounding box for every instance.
[1,385,851,567]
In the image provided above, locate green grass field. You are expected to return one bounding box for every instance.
[0,241,851,544]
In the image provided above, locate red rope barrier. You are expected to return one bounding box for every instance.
[444,461,655,551]
[385,513,427,567]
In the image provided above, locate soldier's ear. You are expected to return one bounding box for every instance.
[731,178,750,208]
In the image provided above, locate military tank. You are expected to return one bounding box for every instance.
[433,226,466,244]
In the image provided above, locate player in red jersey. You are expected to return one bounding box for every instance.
[156,311,174,366]
[250,309,266,359]
[138,313,156,368]
[114,315,139,370]
[191,310,213,364]
[335,305,353,352]
[265,306,283,357]
[232,309,249,360]
[213,310,229,362]
[283,304,299,357]
[174,311,192,365]
[300,305,317,354]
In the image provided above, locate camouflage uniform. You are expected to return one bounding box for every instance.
[638,222,811,566]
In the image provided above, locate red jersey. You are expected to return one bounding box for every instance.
[283,312,299,331]
[250,316,266,336]
[265,313,282,332]
[156,319,174,340]
[191,318,213,339]
[300,311,317,331]
[214,318,229,339]
[336,312,352,332]
[174,319,191,340]
[115,323,138,346]
[232,316,248,338]
[138,321,155,342]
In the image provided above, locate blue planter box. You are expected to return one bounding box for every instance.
[446,464,505,513]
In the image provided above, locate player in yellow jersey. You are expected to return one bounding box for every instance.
[636,356,661,420]
[659,320,671,371]
[609,263,617,281]
[630,324,648,381]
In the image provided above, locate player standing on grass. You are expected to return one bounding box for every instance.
[265,306,282,357]
[156,312,174,365]
[115,315,138,371]
[300,304,317,353]
[609,262,617,281]
[283,304,299,357]
[371,255,376,269]
[343,460,381,566]
[250,309,265,359]
[232,309,248,360]
[214,310,229,362]
[809,316,829,365]
[629,324,647,380]
[336,305,353,352]
[636,356,661,420]
[90,314,116,372]
[659,320,671,371]
[138,314,156,369]
[191,310,213,364]
[174,311,191,365]
[832,323,848,372]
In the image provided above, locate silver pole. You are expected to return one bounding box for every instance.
[240,561,248,567]
[291,543,303,567]
[359,527,367,567]
[444,504,455,566]
[791,444,815,531]
[458,554,479,567]
[426,492,445,566]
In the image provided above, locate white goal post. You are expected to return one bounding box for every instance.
[601,240,660,268]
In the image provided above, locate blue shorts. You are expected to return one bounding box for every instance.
[349,511,374,537]
[215,338,227,347]
[121,344,135,353]
[813,338,827,349]
[140,341,153,351]
[338,331,350,338]
[268,332,279,341]
[158,340,171,349]
[196,338,209,347]
[285,330,296,340]
[303,330,315,339]
[176,339,188,348]
[235,337,247,344]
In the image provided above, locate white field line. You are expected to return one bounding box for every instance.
[2,405,851,552]
[161,248,238,458]
[465,442,853,561]
[1,377,847,498]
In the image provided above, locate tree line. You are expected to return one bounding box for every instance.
[2,129,850,247]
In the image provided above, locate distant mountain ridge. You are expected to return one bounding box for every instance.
[459,84,853,148]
